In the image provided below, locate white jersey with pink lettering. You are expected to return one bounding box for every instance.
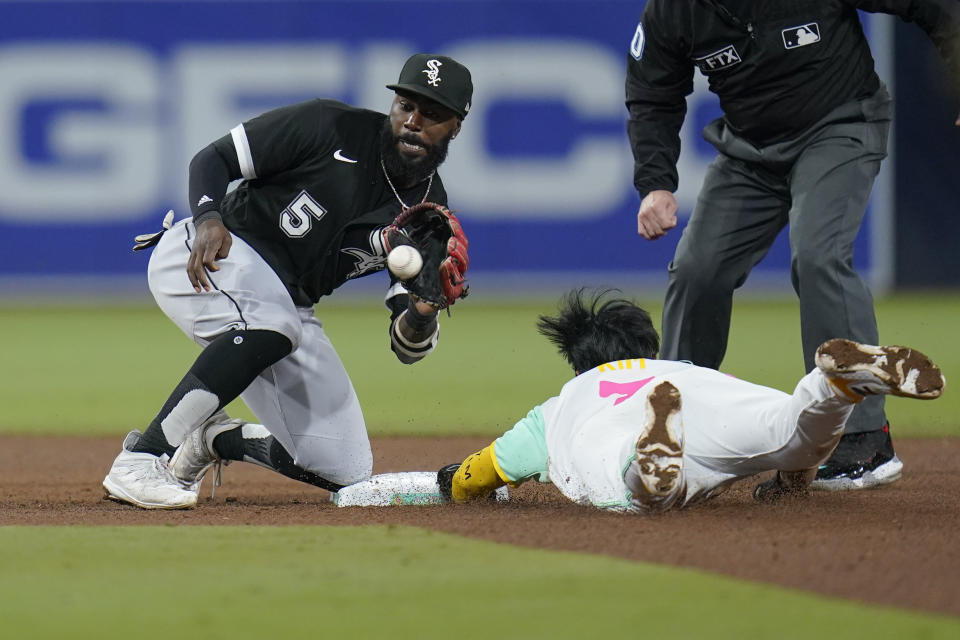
[492,357,853,512]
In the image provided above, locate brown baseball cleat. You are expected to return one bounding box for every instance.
[626,381,685,512]
[815,339,945,401]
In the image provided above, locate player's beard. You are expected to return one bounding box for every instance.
[379,121,451,189]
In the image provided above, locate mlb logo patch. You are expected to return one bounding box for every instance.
[782,23,821,49]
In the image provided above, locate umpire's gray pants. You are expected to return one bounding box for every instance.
[660,85,891,434]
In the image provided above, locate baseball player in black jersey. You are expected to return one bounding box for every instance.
[626,1,959,491]
[103,53,473,509]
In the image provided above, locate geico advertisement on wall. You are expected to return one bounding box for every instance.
[0,1,888,279]
[0,40,654,222]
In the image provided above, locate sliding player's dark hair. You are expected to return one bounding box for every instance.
[536,288,660,373]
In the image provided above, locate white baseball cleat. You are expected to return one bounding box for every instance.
[812,454,903,491]
[626,381,685,512]
[169,411,244,490]
[810,425,903,491]
[102,431,198,509]
[815,338,945,401]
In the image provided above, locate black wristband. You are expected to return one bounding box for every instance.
[193,210,223,226]
[404,299,438,330]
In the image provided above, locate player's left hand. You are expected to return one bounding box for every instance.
[188,217,232,293]
[436,463,461,502]
[436,461,503,503]
[408,293,441,316]
[955,110,959,126]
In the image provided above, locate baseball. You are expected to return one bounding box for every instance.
[387,245,423,280]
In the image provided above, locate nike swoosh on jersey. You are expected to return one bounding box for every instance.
[333,149,357,163]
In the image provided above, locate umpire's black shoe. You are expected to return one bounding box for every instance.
[810,424,902,491]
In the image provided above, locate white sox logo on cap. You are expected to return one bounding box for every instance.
[387,53,473,118]
[423,59,442,87]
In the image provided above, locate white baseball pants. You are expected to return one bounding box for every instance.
[146,218,373,486]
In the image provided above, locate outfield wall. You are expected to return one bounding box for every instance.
[0,1,952,299]
[892,20,960,289]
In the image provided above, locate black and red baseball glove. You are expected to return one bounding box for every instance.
[382,202,469,309]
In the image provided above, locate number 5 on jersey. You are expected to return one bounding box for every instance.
[280,190,327,238]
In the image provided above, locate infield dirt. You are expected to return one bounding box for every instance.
[2,435,958,616]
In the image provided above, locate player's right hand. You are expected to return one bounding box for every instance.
[187,218,232,293]
[637,190,678,240]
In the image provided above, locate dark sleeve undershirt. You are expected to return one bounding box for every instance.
[188,136,243,222]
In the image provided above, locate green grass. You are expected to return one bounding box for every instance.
[721,294,960,437]
[1,526,956,639]
[2,297,958,635]
[0,292,957,436]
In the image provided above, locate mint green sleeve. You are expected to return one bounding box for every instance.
[492,405,550,484]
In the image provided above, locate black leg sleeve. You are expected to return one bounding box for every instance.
[133,329,293,456]
[213,429,344,493]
